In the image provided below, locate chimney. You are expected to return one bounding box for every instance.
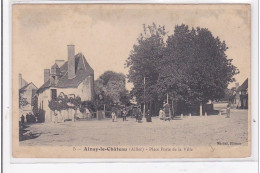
[19,73,22,89]
[235,83,239,90]
[44,69,50,83]
[67,45,76,79]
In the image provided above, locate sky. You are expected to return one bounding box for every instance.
[12,4,250,90]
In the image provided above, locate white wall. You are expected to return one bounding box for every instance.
[37,76,94,122]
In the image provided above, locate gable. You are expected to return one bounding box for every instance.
[37,53,94,93]
[19,82,38,93]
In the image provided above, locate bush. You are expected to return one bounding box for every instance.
[81,101,96,113]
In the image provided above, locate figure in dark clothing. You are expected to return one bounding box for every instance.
[226,104,231,118]
[164,103,171,121]
[133,107,138,122]
[26,113,29,123]
[122,109,127,121]
[171,107,175,120]
[21,115,25,124]
[137,107,142,123]
[146,109,152,122]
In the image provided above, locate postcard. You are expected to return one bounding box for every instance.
[12,4,251,158]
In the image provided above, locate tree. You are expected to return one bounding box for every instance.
[31,95,39,116]
[19,93,29,109]
[158,24,239,113]
[125,23,167,115]
[94,71,130,110]
[157,24,196,104]
[127,23,239,115]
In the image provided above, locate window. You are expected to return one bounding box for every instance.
[51,89,57,100]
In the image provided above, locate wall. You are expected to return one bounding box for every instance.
[77,76,94,101]
[37,75,94,123]
[37,89,51,122]
[19,84,37,118]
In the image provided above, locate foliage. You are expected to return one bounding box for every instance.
[158,24,239,105]
[31,95,39,116]
[80,101,95,113]
[119,89,131,106]
[126,23,239,111]
[125,23,166,105]
[48,94,81,113]
[94,71,131,110]
[19,94,29,108]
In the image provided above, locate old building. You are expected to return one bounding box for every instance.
[19,74,38,118]
[238,78,248,109]
[37,45,94,122]
[228,78,248,109]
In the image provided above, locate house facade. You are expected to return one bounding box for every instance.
[238,78,248,109]
[19,74,38,118]
[37,45,94,122]
[229,78,248,109]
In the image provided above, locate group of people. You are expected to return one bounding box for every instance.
[111,108,128,122]
[134,106,143,123]
[159,102,174,121]
[20,112,37,124]
[111,106,148,123]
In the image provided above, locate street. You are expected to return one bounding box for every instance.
[20,103,249,147]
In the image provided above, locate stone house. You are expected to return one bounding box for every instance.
[19,74,38,118]
[229,78,248,109]
[238,78,248,109]
[37,45,94,122]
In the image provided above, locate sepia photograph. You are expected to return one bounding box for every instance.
[12,4,251,158]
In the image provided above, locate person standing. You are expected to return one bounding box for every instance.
[146,109,152,122]
[171,107,175,120]
[164,103,171,121]
[137,106,142,123]
[226,104,231,118]
[26,113,29,123]
[114,111,117,122]
[21,114,25,124]
[133,107,138,122]
[159,108,164,120]
[111,111,116,122]
[122,109,127,121]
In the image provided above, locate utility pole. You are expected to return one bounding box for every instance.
[167,93,169,104]
[143,77,146,118]
[103,104,106,118]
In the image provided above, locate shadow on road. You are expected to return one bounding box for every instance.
[19,124,41,142]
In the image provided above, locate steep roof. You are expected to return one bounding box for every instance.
[238,78,248,91]
[19,82,38,93]
[37,53,94,93]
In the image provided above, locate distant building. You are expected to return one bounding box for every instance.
[229,78,248,109]
[37,45,94,122]
[19,74,38,118]
[238,78,248,109]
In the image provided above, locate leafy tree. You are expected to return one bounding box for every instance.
[19,94,29,109]
[80,101,95,113]
[119,89,131,106]
[127,23,239,114]
[125,23,167,115]
[31,95,39,115]
[157,24,196,104]
[158,24,239,113]
[94,71,130,110]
